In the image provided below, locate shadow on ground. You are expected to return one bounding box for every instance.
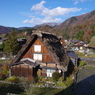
[55,85,74,95]
[73,74,95,95]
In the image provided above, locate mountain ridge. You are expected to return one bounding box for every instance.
[0,26,11,34]
[1,9,95,42]
[51,10,95,42]
[0,23,59,34]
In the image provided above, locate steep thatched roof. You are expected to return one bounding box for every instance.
[88,36,95,48]
[11,30,69,71]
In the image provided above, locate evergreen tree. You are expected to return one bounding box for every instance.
[4,29,20,56]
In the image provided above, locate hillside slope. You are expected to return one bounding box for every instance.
[52,10,95,42]
[0,26,11,34]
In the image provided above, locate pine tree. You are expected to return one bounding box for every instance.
[4,29,20,56]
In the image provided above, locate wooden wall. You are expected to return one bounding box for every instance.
[11,64,34,78]
[41,69,47,77]
[40,63,57,68]
[22,38,55,63]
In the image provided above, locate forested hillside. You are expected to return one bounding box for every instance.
[0,26,11,34]
[51,10,95,42]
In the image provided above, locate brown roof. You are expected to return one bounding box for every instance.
[11,31,69,71]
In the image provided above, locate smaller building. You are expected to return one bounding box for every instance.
[66,50,79,76]
[17,38,27,46]
[71,40,87,53]
[66,50,78,67]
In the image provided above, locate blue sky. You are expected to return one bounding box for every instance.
[0,0,95,28]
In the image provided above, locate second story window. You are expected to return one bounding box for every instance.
[34,45,41,52]
[33,54,42,61]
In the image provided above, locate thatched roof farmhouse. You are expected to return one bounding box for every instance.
[10,31,70,78]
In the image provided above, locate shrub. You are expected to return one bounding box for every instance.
[34,76,44,83]
[5,76,20,83]
[45,77,53,82]
[52,72,61,82]
[2,65,9,71]
[58,77,64,82]
[0,73,7,80]
[27,76,34,82]
[79,61,86,67]
[65,75,74,87]
[57,77,67,87]
[0,70,9,80]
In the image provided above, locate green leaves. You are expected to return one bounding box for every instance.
[52,72,61,81]
[62,33,70,39]
[4,29,21,55]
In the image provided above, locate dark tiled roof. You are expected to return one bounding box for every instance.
[75,43,85,46]
[71,40,81,44]
[67,51,78,59]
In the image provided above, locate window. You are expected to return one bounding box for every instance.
[33,54,42,61]
[34,45,41,52]
[47,69,55,77]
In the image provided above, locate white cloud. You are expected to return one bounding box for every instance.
[73,0,92,4]
[74,1,79,5]
[31,1,46,11]
[41,7,82,17]
[23,16,61,25]
[23,1,82,26]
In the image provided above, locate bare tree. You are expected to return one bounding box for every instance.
[19,78,34,95]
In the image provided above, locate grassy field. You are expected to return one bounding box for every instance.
[75,52,95,58]
[0,82,23,94]
[0,84,74,95]
[21,86,74,95]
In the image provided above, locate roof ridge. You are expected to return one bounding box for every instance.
[21,58,35,63]
[32,30,56,36]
